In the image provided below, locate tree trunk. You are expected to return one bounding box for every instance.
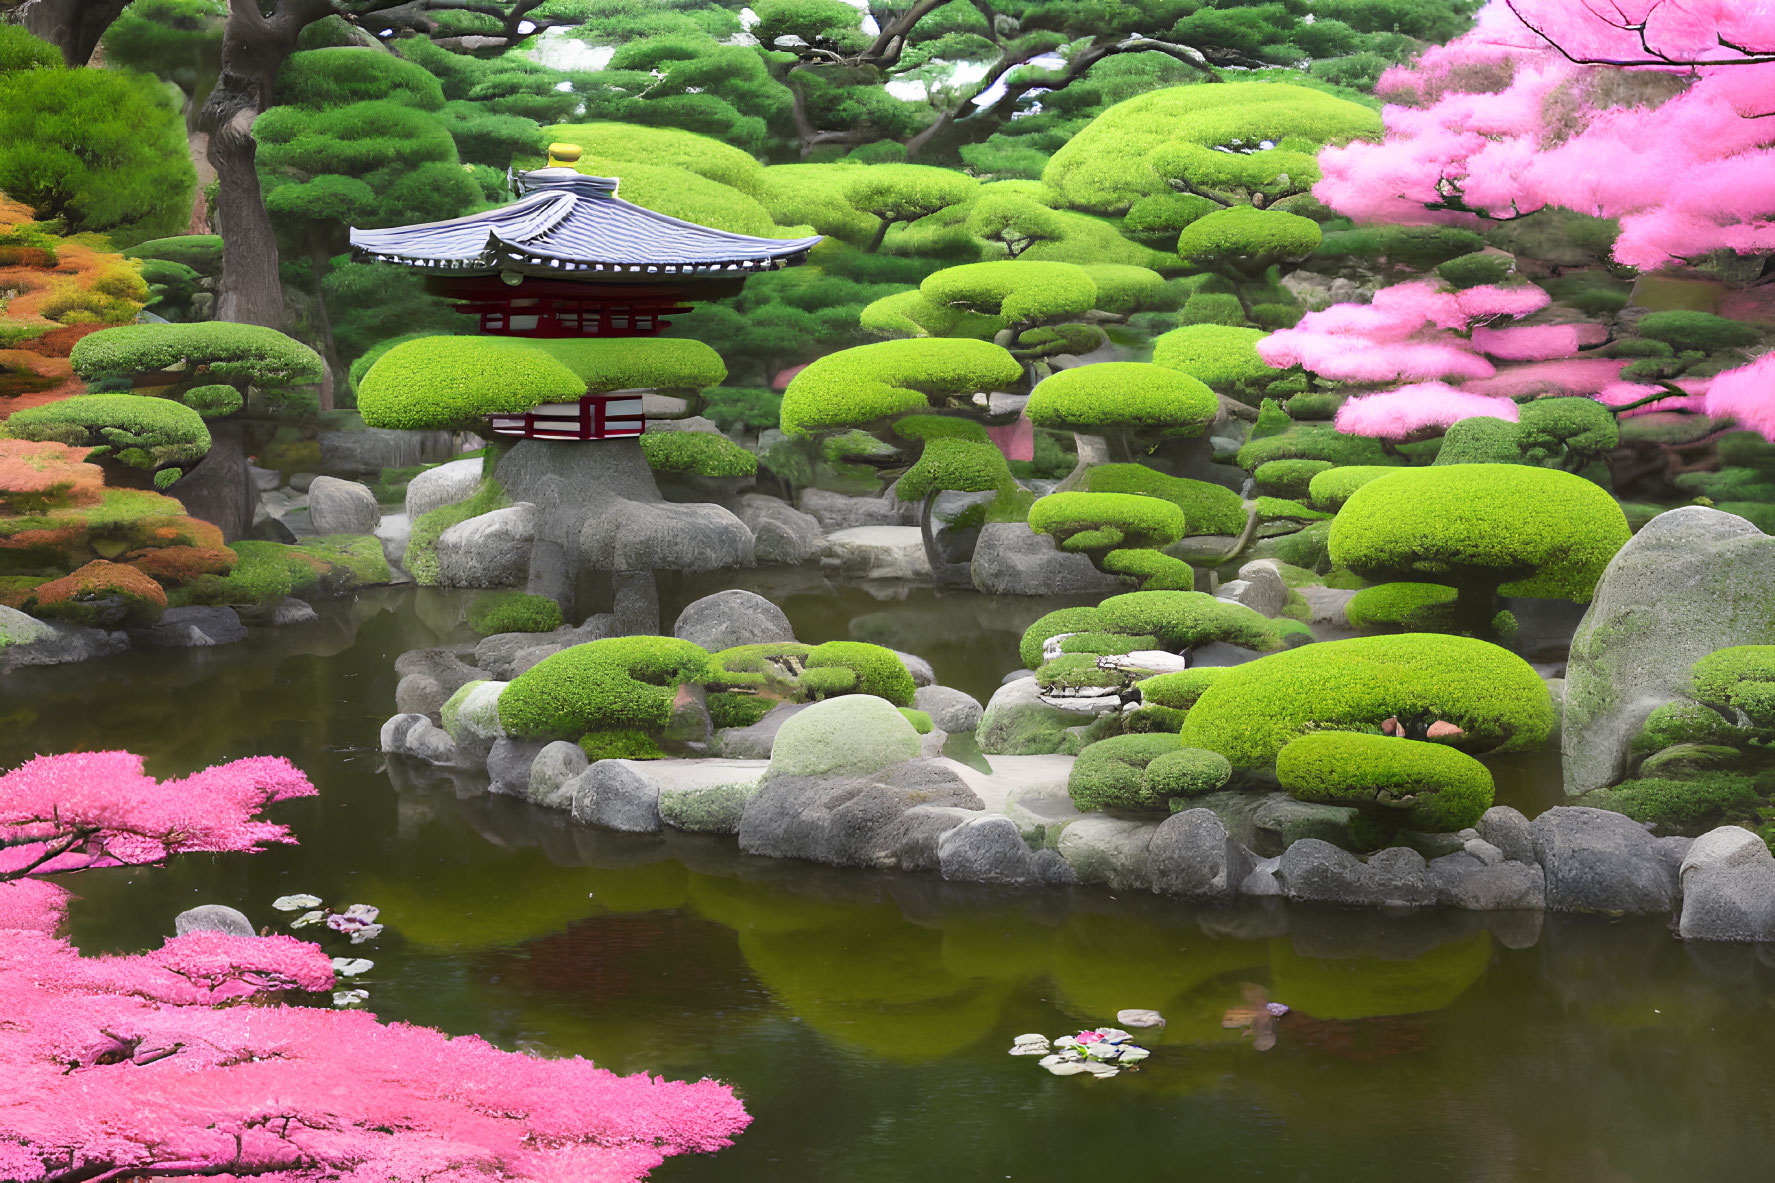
[918,491,973,587]
[308,238,340,412]
[200,0,329,328]
[1054,432,1110,492]
[13,0,133,65]
[1452,582,1501,640]
[173,417,258,543]
[865,216,892,253]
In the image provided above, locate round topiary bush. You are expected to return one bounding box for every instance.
[1276,731,1495,832]
[467,590,562,636]
[1255,458,1334,499]
[639,430,758,477]
[1151,323,1273,400]
[498,636,714,741]
[1690,645,1775,726]
[802,640,916,706]
[1177,207,1322,274]
[1307,464,1399,511]
[780,338,1023,438]
[359,337,585,431]
[1025,362,1218,438]
[1096,589,1293,652]
[1067,733,1181,812]
[1019,606,1103,669]
[1028,491,1187,554]
[1136,667,1225,710]
[1344,582,1460,633]
[1,394,211,476]
[1178,633,1555,768]
[1083,463,1246,537]
[1146,747,1232,800]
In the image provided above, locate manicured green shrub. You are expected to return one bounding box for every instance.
[702,387,782,433]
[1083,463,1246,537]
[802,640,916,706]
[1632,700,1748,756]
[1098,547,1200,590]
[1276,732,1494,832]
[1316,224,1486,267]
[899,707,934,734]
[1123,192,1218,244]
[180,384,243,418]
[1307,465,1397,511]
[1436,251,1513,289]
[1586,774,1761,832]
[533,336,727,394]
[1026,362,1219,438]
[1691,645,1775,726]
[1344,582,1460,632]
[1177,291,1246,326]
[1151,324,1274,401]
[467,591,562,636]
[1035,652,1123,692]
[1634,310,1760,354]
[579,729,667,761]
[1145,747,1233,800]
[1434,415,1524,465]
[1019,606,1102,669]
[1255,459,1334,499]
[70,322,322,387]
[1097,589,1291,653]
[499,635,715,741]
[1177,207,1322,276]
[404,477,505,586]
[360,338,584,431]
[123,235,224,276]
[1067,733,1181,812]
[1238,422,1395,469]
[1,394,211,477]
[1029,492,1187,554]
[640,430,757,477]
[1136,667,1225,710]
[920,260,1097,324]
[780,338,1023,438]
[843,163,978,250]
[710,641,815,691]
[1079,263,1166,316]
[1177,633,1556,768]
[709,691,776,730]
[895,438,1012,502]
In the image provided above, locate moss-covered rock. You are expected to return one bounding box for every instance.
[802,640,917,706]
[467,590,561,636]
[1083,463,1246,538]
[765,693,922,778]
[1144,747,1234,800]
[1690,644,1775,726]
[1276,732,1495,832]
[1136,667,1225,710]
[498,635,714,742]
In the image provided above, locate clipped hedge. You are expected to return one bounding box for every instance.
[640,430,758,477]
[1097,589,1294,653]
[920,260,1097,324]
[1634,310,1760,354]
[1146,747,1233,800]
[1067,733,1182,812]
[360,338,585,431]
[1176,207,1322,275]
[122,235,223,276]
[1083,463,1245,536]
[1330,464,1630,602]
[1098,547,1199,590]
[1307,464,1401,511]
[1255,458,1334,499]
[1028,491,1187,555]
[1026,361,1218,436]
[1276,732,1494,832]
[1344,582,1460,633]
[69,322,322,387]
[780,338,1023,438]
[1690,645,1775,726]
[1019,605,1102,670]
[467,590,562,635]
[499,635,714,741]
[802,640,916,706]
[895,438,1011,501]
[1178,633,1556,767]
[1,394,211,475]
[534,336,727,395]
[1136,667,1225,710]
[1151,323,1274,399]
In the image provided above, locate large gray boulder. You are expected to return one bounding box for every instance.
[436,504,537,588]
[0,605,57,650]
[394,648,486,718]
[1220,559,1289,617]
[712,701,809,759]
[976,676,1108,755]
[0,612,125,673]
[763,694,922,778]
[406,457,486,519]
[1056,816,1159,890]
[970,522,1121,596]
[938,815,1076,886]
[737,494,825,565]
[797,487,915,530]
[1564,507,1775,795]
[175,904,255,937]
[1148,808,1253,903]
[673,589,794,651]
[486,737,547,797]
[1477,805,1535,864]
[653,760,770,834]
[1274,841,1437,908]
[581,499,754,573]
[1194,790,1361,857]
[739,757,983,870]
[1531,806,1684,914]
[492,438,662,603]
[913,684,983,734]
[307,476,380,535]
[526,740,589,810]
[131,606,246,648]
[381,714,461,765]
[1426,850,1546,911]
[474,617,615,680]
[825,526,932,581]
[1678,826,1775,941]
[572,759,667,832]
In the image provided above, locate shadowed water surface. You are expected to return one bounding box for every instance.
[2,588,1771,1182]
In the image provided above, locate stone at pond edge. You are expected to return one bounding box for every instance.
[406,457,485,519]
[672,589,795,651]
[738,757,984,871]
[307,475,380,536]
[572,759,666,833]
[1477,805,1534,865]
[1058,816,1158,891]
[938,814,1077,886]
[1426,850,1546,911]
[131,606,246,648]
[1530,806,1684,915]
[174,905,255,937]
[1149,808,1254,903]
[971,521,1122,596]
[765,694,922,779]
[1275,841,1437,908]
[487,737,546,798]
[527,740,588,810]
[914,684,984,734]
[712,701,809,759]
[1679,825,1775,942]
[437,504,538,588]
[737,493,825,565]
[977,676,1109,756]
[1116,1009,1166,1029]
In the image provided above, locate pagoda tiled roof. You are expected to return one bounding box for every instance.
[348,169,822,277]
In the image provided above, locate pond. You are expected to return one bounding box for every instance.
[4,588,1772,1182]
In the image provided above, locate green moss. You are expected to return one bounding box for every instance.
[1099,547,1200,590]
[1136,667,1225,710]
[1345,582,1460,633]
[1435,251,1513,289]
[1035,652,1123,691]
[1330,465,1630,603]
[2,394,210,474]
[1057,631,1160,656]
[639,430,758,477]
[1586,774,1761,833]
[1255,459,1334,499]
[708,691,775,730]
[1632,700,1748,756]
[531,336,727,395]
[1178,633,1556,768]
[467,591,561,635]
[1019,606,1102,669]
[1690,645,1775,726]
[579,729,667,761]
[1029,491,1187,555]
[1634,310,1761,354]
[780,338,1022,438]
[803,640,916,706]
[1177,291,1246,326]
[1276,732,1494,832]
[1177,207,1322,275]
[1026,361,1219,438]
[360,337,585,431]
[1256,496,1331,522]
[1083,464,1245,537]
[1067,733,1182,812]
[899,707,934,734]
[1096,589,1291,654]
[1238,423,1395,469]
[1307,465,1396,511]
[1144,746,1234,800]
[440,679,486,736]
[1150,323,1274,401]
[404,476,505,586]
[499,635,714,741]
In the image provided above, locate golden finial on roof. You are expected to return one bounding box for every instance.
[547,143,583,167]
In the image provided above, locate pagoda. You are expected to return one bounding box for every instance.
[349,144,820,440]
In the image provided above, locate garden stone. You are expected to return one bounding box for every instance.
[1478,805,1535,863]
[1057,816,1158,891]
[825,526,932,581]
[527,741,589,810]
[1275,841,1437,908]
[739,757,984,870]
[436,504,537,588]
[764,694,922,779]
[978,676,1107,755]
[306,476,380,535]
[380,713,426,754]
[970,522,1121,596]
[654,761,770,834]
[1187,641,1265,667]
[318,427,454,475]
[248,463,281,492]
[894,650,935,686]
[1239,855,1282,897]
[1427,851,1546,911]
[1148,808,1254,903]
[914,685,983,733]
[1232,559,1290,617]
[271,597,318,626]
[175,905,255,937]
[405,457,486,519]
[1531,806,1680,914]
[1565,506,1775,795]
[1463,838,1506,866]
[672,589,794,651]
[400,718,461,766]
[571,759,665,832]
[1117,1010,1166,1029]
[1196,790,1361,857]
[445,681,506,749]
[1679,826,1775,942]
[486,737,547,798]
[0,605,56,649]
[581,499,753,573]
[394,649,485,717]
[736,494,825,564]
[473,617,614,680]
[131,606,246,648]
[938,814,1076,886]
[491,438,661,602]
[712,701,809,759]
[1003,785,1086,849]
[0,620,127,672]
[798,487,915,530]
[374,513,411,573]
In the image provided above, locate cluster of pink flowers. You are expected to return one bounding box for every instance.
[0,752,751,1181]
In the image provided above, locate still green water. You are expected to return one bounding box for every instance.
[3,588,1772,1182]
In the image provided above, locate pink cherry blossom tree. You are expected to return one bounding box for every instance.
[0,751,751,1182]
[1315,1,1775,272]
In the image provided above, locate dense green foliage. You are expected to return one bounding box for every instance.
[1,395,210,477]
[1151,324,1275,401]
[499,636,715,741]
[1097,590,1299,653]
[1691,646,1775,726]
[1344,582,1461,633]
[1276,732,1494,832]
[640,431,758,477]
[467,591,562,636]
[1029,492,1186,555]
[802,641,917,706]
[70,323,324,393]
[358,338,584,431]
[1026,362,1218,438]
[1083,464,1247,537]
[1067,733,1183,812]
[780,338,1022,437]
